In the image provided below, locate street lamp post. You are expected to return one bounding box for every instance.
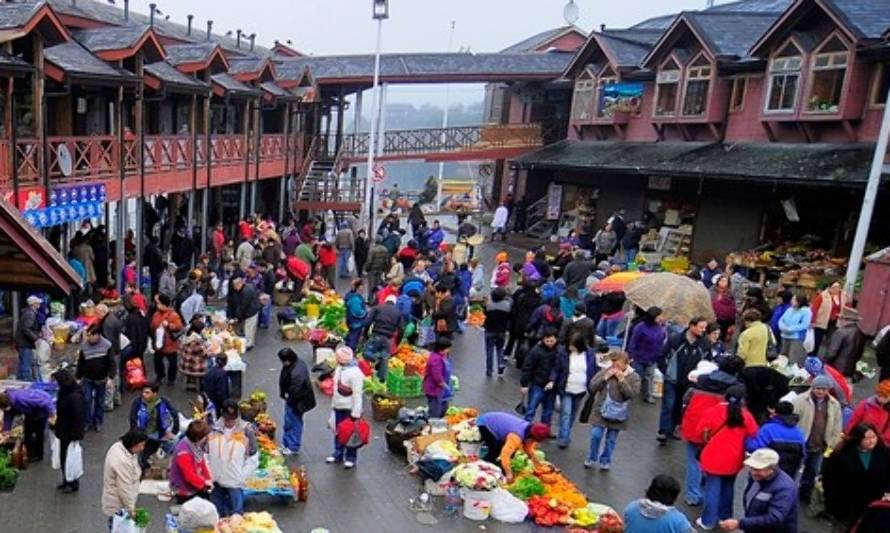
[365,0,388,234]
[436,21,456,212]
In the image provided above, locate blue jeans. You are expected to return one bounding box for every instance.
[17,347,34,381]
[345,327,363,350]
[82,378,106,428]
[332,409,358,463]
[283,405,304,452]
[558,392,585,444]
[364,335,391,381]
[597,317,621,339]
[211,485,244,517]
[484,333,506,376]
[625,247,638,265]
[701,474,736,528]
[685,442,704,504]
[799,448,823,500]
[427,395,449,418]
[588,425,620,465]
[338,250,351,278]
[632,362,655,402]
[524,385,556,425]
[259,299,272,328]
[658,381,678,436]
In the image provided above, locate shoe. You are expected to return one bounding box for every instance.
[486,373,492,378]
[498,367,505,376]
[643,398,656,405]
[343,461,356,469]
[280,448,297,456]
[583,460,597,469]
[56,482,68,490]
[95,425,102,433]
[656,433,668,444]
[61,485,78,494]
[684,499,702,507]
[695,517,714,531]
[599,463,611,471]
[325,456,341,464]
[671,429,682,440]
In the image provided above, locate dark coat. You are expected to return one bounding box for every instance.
[202,366,230,411]
[658,330,706,386]
[123,308,149,358]
[521,341,564,388]
[511,285,542,334]
[353,237,369,273]
[740,366,791,424]
[559,317,597,348]
[432,295,458,336]
[365,303,404,339]
[227,283,262,321]
[739,470,799,533]
[14,306,40,349]
[278,360,317,414]
[54,383,85,442]
[550,349,597,395]
[825,323,866,376]
[823,441,890,525]
[561,259,591,298]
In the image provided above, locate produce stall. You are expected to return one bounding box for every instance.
[726,242,848,297]
[165,510,285,533]
[383,343,460,399]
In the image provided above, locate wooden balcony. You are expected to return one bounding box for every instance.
[0,133,297,203]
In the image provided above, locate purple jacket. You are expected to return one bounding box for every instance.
[628,321,667,365]
[476,412,530,441]
[423,351,451,398]
[3,388,56,430]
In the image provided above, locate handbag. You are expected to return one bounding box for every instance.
[599,384,629,423]
[765,325,779,362]
[578,394,595,424]
[336,370,354,397]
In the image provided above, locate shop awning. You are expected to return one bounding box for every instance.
[0,198,82,295]
[513,140,880,187]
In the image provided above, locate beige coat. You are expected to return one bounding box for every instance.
[102,441,142,517]
[792,392,843,450]
[588,366,641,430]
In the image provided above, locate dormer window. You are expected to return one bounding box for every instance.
[655,58,681,117]
[682,55,711,116]
[596,66,618,117]
[571,67,596,122]
[766,42,802,112]
[806,35,848,113]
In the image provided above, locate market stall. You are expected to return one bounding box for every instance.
[726,242,848,297]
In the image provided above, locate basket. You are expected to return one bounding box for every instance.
[386,372,423,398]
[385,419,424,456]
[371,393,405,421]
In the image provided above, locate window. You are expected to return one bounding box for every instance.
[872,64,890,106]
[570,68,596,122]
[655,58,681,116]
[807,36,848,113]
[730,77,747,113]
[596,67,618,117]
[766,42,803,112]
[682,55,712,116]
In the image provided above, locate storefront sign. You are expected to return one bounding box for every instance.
[2,186,47,211]
[647,176,672,191]
[601,83,644,117]
[23,183,106,229]
[547,183,563,220]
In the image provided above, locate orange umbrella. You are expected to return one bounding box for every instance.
[594,271,645,293]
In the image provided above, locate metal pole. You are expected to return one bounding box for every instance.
[437,21,456,211]
[843,84,890,298]
[376,83,388,158]
[364,16,383,232]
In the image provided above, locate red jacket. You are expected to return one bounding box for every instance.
[848,396,890,446]
[212,229,226,254]
[150,308,183,355]
[239,221,254,240]
[681,389,726,444]
[695,402,759,476]
[318,245,337,267]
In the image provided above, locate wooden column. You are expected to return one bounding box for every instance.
[335,87,345,154]
[202,74,211,248]
[7,74,16,209]
[251,97,261,214]
[279,102,291,221]
[116,68,126,289]
[134,52,145,294]
[240,99,250,219]
[188,92,197,267]
[32,34,46,194]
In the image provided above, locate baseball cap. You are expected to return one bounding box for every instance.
[744,448,780,469]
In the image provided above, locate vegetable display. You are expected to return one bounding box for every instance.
[507,475,546,500]
[528,496,573,526]
[452,461,504,492]
[445,407,479,425]
[452,420,482,443]
[509,450,547,475]
[363,376,387,395]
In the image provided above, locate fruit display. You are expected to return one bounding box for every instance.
[394,343,428,376]
[452,419,482,443]
[445,406,479,425]
[528,496,573,526]
[452,461,504,491]
[568,505,599,528]
[217,512,283,533]
[363,376,387,395]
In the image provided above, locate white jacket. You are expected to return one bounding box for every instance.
[102,441,142,517]
[332,365,364,418]
[207,419,258,488]
[492,206,509,229]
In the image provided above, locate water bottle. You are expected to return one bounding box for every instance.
[444,483,461,515]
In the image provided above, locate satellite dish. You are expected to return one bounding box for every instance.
[563,0,580,25]
[57,144,73,177]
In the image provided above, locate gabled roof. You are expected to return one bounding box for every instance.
[564,28,664,78]
[44,41,136,84]
[73,25,164,62]
[260,81,297,103]
[144,61,209,94]
[707,0,794,12]
[0,1,69,44]
[211,72,261,98]
[272,41,303,58]
[500,26,586,54]
[165,42,228,73]
[227,56,275,83]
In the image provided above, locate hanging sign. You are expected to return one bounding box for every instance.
[547,183,563,220]
[600,83,644,117]
[23,183,106,229]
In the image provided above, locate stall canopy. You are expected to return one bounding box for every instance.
[0,198,82,295]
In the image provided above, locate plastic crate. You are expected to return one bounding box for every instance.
[387,372,423,398]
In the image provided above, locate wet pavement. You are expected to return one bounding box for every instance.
[0,233,846,532]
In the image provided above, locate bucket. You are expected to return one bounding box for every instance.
[461,489,493,521]
[458,441,482,458]
[315,347,334,365]
[652,368,664,399]
[51,324,71,345]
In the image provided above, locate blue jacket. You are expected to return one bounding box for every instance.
[345,290,368,329]
[129,396,179,440]
[623,499,694,533]
[396,294,414,321]
[426,228,445,251]
[477,412,530,442]
[740,469,799,533]
[778,306,812,340]
[769,303,791,340]
[746,414,806,477]
[550,349,598,395]
[628,321,667,365]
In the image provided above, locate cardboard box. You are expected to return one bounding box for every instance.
[412,430,457,455]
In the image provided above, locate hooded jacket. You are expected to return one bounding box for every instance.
[54,381,85,442]
[366,302,404,339]
[847,396,890,446]
[622,499,694,533]
[14,305,40,349]
[746,414,806,477]
[680,370,742,443]
[510,285,541,333]
[483,298,512,335]
[129,395,179,440]
[76,336,114,382]
[695,402,759,475]
[628,321,667,365]
[279,359,317,414]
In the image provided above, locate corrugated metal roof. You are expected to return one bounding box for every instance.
[44,41,135,80]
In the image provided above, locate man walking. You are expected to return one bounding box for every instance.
[277,348,316,455]
[15,295,42,381]
[227,276,261,351]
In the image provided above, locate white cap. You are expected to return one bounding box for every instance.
[384,295,397,304]
[26,296,41,305]
[744,448,780,469]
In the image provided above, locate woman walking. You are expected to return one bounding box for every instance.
[53,369,84,493]
[552,335,597,448]
[584,351,640,470]
[693,384,759,530]
[778,294,812,365]
[711,275,736,342]
[327,346,365,469]
[423,338,453,418]
[627,306,666,404]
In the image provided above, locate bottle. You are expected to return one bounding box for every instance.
[444,483,461,515]
[297,465,309,502]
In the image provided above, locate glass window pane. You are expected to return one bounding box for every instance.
[875,65,890,105]
[808,69,845,111]
[656,83,678,116]
[781,75,798,109]
[683,79,710,115]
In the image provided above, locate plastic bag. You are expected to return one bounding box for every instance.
[126,358,148,390]
[50,436,61,470]
[111,511,139,533]
[348,254,356,274]
[803,328,815,353]
[65,441,83,482]
[178,497,219,530]
[490,487,529,523]
[154,326,165,351]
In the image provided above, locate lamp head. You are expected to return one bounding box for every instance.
[373,0,389,20]
[563,0,580,25]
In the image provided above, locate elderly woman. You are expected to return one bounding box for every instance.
[327,346,365,469]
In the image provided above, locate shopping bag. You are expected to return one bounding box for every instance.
[578,393,595,424]
[154,326,165,351]
[111,511,139,533]
[50,436,61,470]
[126,358,148,390]
[490,487,529,523]
[348,254,356,274]
[65,441,84,482]
[803,328,815,353]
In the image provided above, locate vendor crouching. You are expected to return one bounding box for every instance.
[475,411,550,482]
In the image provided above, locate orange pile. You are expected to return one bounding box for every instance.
[534,464,588,510]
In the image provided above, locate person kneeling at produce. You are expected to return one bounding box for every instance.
[623,474,694,533]
[327,346,364,469]
[207,400,258,517]
[169,420,213,503]
[476,411,550,482]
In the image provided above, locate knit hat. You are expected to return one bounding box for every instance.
[876,379,890,397]
[804,356,824,377]
[496,251,509,263]
[528,423,551,441]
[812,375,833,390]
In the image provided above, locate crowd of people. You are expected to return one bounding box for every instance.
[4,201,890,532]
